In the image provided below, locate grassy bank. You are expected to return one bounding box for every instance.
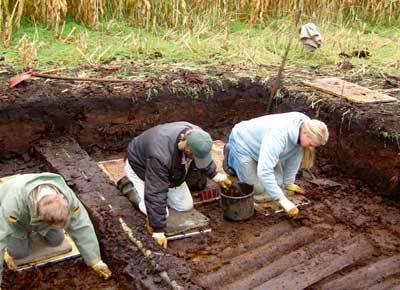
[1,17,399,76]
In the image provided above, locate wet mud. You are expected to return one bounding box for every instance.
[221,182,254,197]
[0,65,400,289]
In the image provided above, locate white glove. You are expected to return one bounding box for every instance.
[279,195,299,218]
[212,173,228,182]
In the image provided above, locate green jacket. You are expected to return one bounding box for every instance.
[0,173,101,285]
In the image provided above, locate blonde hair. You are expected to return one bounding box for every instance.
[302,147,315,170]
[38,189,71,228]
[301,119,329,170]
[303,119,329,146]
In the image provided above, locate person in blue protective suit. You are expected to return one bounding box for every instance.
[224,112,329,217]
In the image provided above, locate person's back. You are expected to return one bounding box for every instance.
[231,112,309,161]
[127,121,196,181]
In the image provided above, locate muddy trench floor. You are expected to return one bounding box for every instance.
[2,151,400,290]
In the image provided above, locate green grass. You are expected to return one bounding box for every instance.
[1,18,399,76]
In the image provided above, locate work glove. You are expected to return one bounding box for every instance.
[212,173,232,190]
[285,184,305,195]
[4,250,18,271]
[278,195,299,218]
[92,260,112,280]
[152,232,168,248]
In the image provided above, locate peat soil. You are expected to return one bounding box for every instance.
[0,63,399,289]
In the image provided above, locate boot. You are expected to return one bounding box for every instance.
[223,143,237,177]
[278,195,299,218]
[117,176,141,209]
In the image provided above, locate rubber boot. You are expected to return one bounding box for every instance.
[278,195,299,218]
[117,176,141,209]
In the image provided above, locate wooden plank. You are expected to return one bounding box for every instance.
[98,158,125,184]
[303,77,397,104]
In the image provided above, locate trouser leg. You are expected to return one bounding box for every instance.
[125,160,170,216]
[125,160,146,214]
[7,236,32,259]
[167,181,193,212]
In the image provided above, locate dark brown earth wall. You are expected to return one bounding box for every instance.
[0,76,398,197]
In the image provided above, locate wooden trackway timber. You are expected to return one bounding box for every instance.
[34,136,194,289]
[303,77,397,104]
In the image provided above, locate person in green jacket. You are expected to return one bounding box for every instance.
[0,173,111,288]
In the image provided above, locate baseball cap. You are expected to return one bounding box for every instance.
[186,130,213,169]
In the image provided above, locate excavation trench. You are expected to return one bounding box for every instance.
[0,72,400,289]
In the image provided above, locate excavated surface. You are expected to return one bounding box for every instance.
[171,165,400,289]
[0,64,400,289]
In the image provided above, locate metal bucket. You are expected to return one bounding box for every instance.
[220,182,254,221]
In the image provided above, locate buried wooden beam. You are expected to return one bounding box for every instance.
[315,254,400,289]
[195,227,315,288]
[253,235,374,290]
[195,220,294,273]
[224,232,353,290]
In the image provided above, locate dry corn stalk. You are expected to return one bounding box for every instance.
[3,0,19,47]
[16,34,38,69]
[75,30,88,53]
[46,0,67,30]
[222,0,229,51]
[71,0,103,27]
[2,0,400,45]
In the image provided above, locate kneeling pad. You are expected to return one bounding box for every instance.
[6,232,80,271]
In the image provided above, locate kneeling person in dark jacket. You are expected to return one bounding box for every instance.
[125,122,231,247]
